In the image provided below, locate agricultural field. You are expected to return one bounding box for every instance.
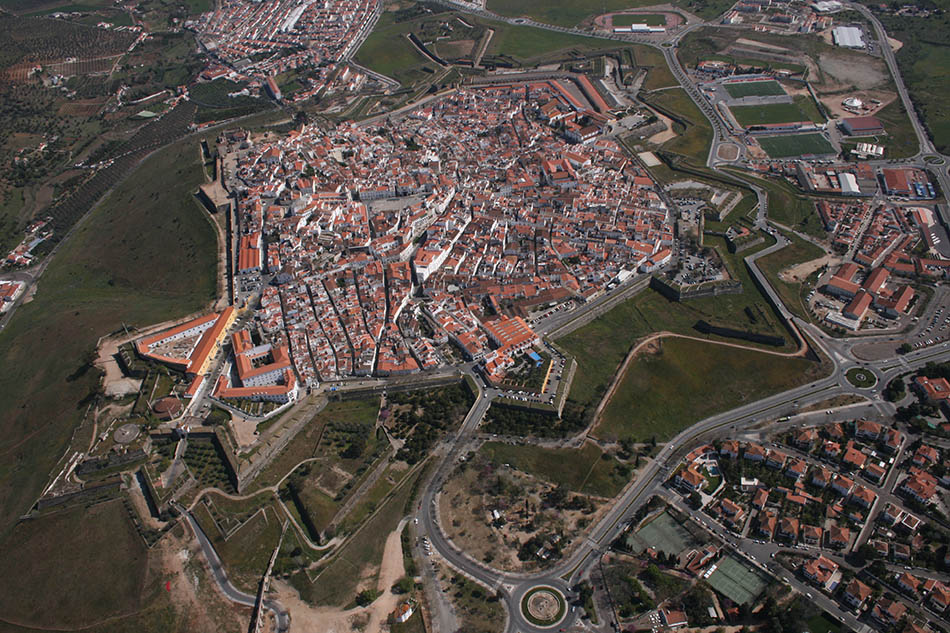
[729,102,820,127]
[593,336,822,441]
[723,79,786,98]
[757,133,835,158]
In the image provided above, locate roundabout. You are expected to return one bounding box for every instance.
[845,367,878,389]
[520,586,568,628]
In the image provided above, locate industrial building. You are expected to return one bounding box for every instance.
[832,26,865,48]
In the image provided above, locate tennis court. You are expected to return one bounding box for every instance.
[706,554,768,604]
[625,511,696,555]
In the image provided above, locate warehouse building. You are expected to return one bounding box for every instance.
[832,26,865,48]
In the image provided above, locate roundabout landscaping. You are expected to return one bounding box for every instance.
[521,586,567,628]
[845,367,878,389]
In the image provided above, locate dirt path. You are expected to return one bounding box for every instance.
[269,521,408,633]
[365,521,409,632]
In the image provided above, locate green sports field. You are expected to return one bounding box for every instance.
[612,13,666,26]
[706,555,768,604]
[724,79,786,98]
[757,133,835,158]
[729,102,812,127]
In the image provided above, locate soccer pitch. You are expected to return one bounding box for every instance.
[724,80,786,98]
[729,102,810,127]
[757,133,835,158]
[706,555,768,604]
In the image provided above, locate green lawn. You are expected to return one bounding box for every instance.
[793,94,826,123]
[486,0,659,27]
[0,136,217,540]
[807,612,842,633]
[481,441,628,497]
[881,11,950,154]
[757,133,835,158]
[724,80,786,98]
[595,337,821,441]
[729,102,818,127]
[756,230,825,322]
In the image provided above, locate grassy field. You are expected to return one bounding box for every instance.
[757,133,835,158]
[726,168,824,238]
[643,88,712,159]
[198,502,283,593]
[635,45,678,91]
[612,13,666,26]
[481,441,628,497]
[875,98,922,159]
[251,398,380,490]
[0,500,148,629]
[486,0,659,27]
[724,80,786,98]
[558,232,801,416]
[807,612,842,633]
[673,0,736,20]
[876,9,950,154]
[729,102,818,127]
[354,12,429,81]
[485,21,621,61]
[295,469,420,606]
[594,337,821,441]
[0,136,217,540]
[756,230,825,322]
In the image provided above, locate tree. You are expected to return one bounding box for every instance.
[391,576,414,594]
[899,343,913,354]
[355,589,379,606]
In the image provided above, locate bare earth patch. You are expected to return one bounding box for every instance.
[778,252,838,283]
[440,457,608,573]
[270,522,408,633]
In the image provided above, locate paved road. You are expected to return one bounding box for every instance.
[180,506,290,633]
